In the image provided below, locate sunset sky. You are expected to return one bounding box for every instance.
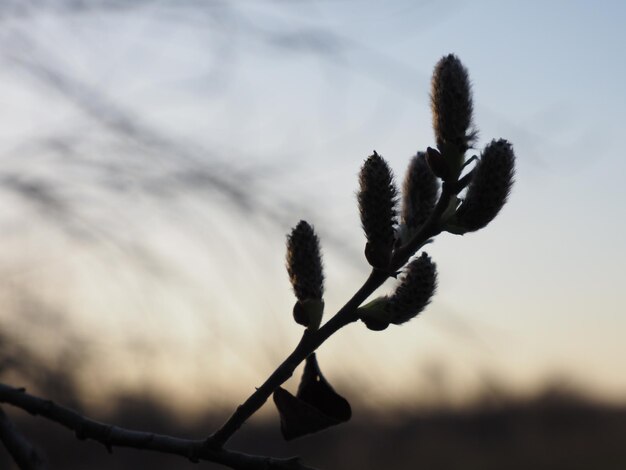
[0,1,625,414]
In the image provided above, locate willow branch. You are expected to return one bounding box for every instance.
[0,384,317,470]
[0,406,46,470]
[0,185,457,468]
[209,268,387,446]
[210,184,455,447]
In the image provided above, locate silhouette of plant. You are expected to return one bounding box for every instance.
[0,54,515,470]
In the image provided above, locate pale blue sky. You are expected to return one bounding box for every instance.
[0,1,625,410]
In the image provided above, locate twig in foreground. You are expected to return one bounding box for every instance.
[0,384,318,470]
[0,405,46,470]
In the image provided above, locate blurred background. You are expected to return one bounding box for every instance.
[1,1,625,468]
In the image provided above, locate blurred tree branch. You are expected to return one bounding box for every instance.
[0,384,317,470]
[0,406,46,470]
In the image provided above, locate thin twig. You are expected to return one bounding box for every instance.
[209,268,388,446]
[0,384,317,470]
[0,405,46,470]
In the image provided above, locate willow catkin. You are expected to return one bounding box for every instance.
[431,54,477,153]
[455,139,515,232]
[401,152,438,231]
[358,151,398,269]
[286,220,324,301]
[387,253,437,325]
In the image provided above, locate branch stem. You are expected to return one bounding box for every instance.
[0,406,46,470]
[209,268,387,446]
[0,384,317,470]
[210,183,455,447]
[392,182,453,269]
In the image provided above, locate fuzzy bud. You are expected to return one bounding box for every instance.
[425,146,450,180]
[358,151,398,269]
[451,139,515,233]
[402,152,438,232]
[387,253,437,325]
[286,221,324,302]
[431,54,477,153]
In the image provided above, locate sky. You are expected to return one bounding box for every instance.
[0,0,625,413]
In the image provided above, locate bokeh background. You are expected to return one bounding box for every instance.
[1,1,625,468]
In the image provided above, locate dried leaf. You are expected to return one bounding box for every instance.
[273,354,351,440]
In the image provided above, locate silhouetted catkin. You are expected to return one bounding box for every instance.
[402,152,438,230]
[286,221,324,301]
[431,54,477,152]
[387,253,437,325]
[358,152,398,269]
[455,139,515,232]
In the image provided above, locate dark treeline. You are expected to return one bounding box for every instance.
[2,389,626,470]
